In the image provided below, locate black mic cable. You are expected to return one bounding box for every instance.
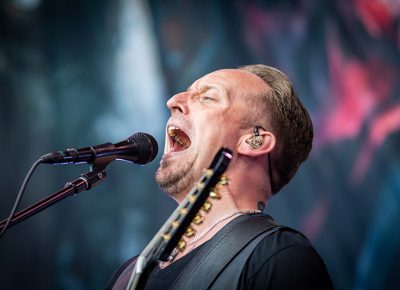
[0,158,42,239]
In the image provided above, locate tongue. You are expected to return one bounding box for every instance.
[172,142,186,152]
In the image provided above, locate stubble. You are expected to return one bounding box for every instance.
[155,158,196,197]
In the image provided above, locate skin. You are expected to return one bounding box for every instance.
[155,69,277,265]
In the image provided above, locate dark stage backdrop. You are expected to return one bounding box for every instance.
[0,0,399,289]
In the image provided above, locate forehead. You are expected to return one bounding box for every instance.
[190,69,270,97]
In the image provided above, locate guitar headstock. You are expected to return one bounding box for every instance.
[172,174,230,255]
[126,148,232,290]
[157,148,232,261]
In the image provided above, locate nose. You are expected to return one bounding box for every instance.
[167,92,189,115]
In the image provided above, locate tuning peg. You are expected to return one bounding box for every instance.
[184,226,196,237]
[177,238,186,252]
[218,175,230,185]
[202,200,212,212]
[179,208,188,216]
[193,213,204,225]
[171,220,179,229]
[209,188,221,199]
[162,233,171,241]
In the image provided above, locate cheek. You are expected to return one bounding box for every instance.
[192,108,240,145]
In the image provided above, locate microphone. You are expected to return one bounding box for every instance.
[41,132,158,166]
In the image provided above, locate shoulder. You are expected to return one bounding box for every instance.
[250,227,315,260]
[239,227,334,290]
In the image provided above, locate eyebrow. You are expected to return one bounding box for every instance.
[187,83,201,92]
[187,83,221,94]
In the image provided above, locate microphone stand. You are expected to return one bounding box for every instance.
[0,168,107,232]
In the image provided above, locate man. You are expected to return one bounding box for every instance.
[108,64,333,289]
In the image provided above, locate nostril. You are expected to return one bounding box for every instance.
[169,105,183,115]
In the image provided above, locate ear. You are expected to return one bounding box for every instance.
[237,130,276,157]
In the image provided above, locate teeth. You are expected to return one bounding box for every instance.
[173,135,187,147]
[168,126,178,137]
[168,126,189,148]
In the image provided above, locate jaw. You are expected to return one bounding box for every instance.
[156,124,196,196]
[156,157,196,197]
[158,123,231,195]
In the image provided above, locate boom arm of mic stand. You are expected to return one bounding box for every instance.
[0,169,107,232]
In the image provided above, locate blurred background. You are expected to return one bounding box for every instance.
[0,0,399,289]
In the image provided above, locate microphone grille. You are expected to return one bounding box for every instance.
[127,132,158,164]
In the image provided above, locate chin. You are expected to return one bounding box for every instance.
[155,157,196,197]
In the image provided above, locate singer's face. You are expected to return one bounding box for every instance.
[155,69,268,200]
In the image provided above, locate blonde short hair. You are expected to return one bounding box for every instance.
[240,64,313,193]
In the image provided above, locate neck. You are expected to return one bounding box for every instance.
[161,183,263,267]
[224,161,271,208]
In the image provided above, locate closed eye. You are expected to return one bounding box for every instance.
[199,90,218,102]
[201,95,215,101]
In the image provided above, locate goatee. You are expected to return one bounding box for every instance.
[155,158,195,197]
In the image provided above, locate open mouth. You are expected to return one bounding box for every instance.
[167,125,191,153]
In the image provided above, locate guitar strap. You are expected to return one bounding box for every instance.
[170,213,286,290]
